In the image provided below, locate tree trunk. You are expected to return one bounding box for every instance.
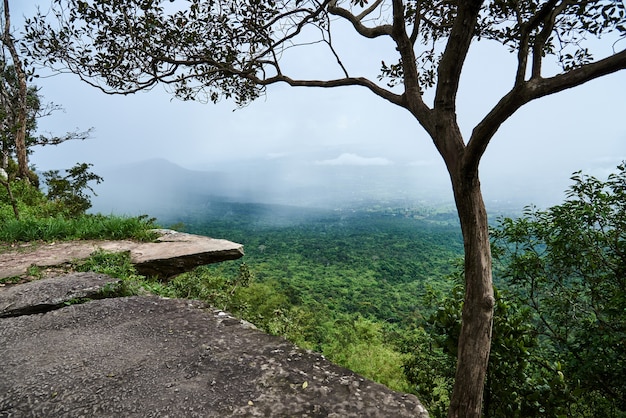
[0,177,19,219]
[447,169,495,418]
[2,0,29,181]
[12,72,28,180]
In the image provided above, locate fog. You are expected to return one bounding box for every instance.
[87,151,611,221]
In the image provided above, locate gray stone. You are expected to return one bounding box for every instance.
[0,272,122,318]
[0,295,429,417]
[0,229,244,280]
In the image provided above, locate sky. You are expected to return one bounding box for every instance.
[8,1,626,210]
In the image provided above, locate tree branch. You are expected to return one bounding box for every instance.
[531,1,569,79]
[530,48,626,98]
[388,0,434,132]
[514,3,531,86]
[409,8,421,46]
[468,48,626,171]
[258,73,404,107]
[356,0,384,21]
[36,127,93,146]
[328,0,392,38]
[434,1,483,113]
[266,2,333,54]
[465,85,530,172]
[324,26,350,78]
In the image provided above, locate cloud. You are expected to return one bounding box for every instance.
[408,159,438,167]
[315,153,393,166]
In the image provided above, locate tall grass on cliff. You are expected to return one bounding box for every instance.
[0,178,158,242]
[0,213,159,242]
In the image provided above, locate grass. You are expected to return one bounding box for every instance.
[72,249,145,296]
[0,214,160,243]
[0,275,22,285]
[1,178,159,243]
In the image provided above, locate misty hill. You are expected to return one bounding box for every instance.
[90,156,538,219]
[90,159,228,216]
[90,157,455,217]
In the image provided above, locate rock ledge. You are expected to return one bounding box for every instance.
[0,229,244,280]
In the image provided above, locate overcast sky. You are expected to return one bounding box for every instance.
[10,1,626,208]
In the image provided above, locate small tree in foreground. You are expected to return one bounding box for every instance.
[1,0,91,183]
[44,162,103,217]
[24,2,626,416]
[492,163,626,416]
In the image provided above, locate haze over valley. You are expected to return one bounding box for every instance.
[89,153,589,220]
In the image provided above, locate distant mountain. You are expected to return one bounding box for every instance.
[90,159,230,216]
[89,157,457,217]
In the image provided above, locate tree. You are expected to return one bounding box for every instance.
[492,164,626,416]
[0,62,42,179]
[1,0,28,180]
[43,162,103,217]
[24,1,626,416]
[1,1,91,184]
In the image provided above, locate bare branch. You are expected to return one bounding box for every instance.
[36,127,93,146]
[356,0,384,21]
[468,48,626,171]
[266,1,333,55]
[433,1,483,114]
[324,24,350,78]
[257,72,405,107]
[328,0,393,38]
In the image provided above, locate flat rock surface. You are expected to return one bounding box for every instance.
[0,294,428,417]
[0,229,244,280]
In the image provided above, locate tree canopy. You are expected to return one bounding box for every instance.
[26,1,626,109]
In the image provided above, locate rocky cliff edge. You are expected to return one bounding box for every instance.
[0,231,428,417]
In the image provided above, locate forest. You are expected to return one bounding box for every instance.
[161,201,465,327]
[150,165,625,418]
